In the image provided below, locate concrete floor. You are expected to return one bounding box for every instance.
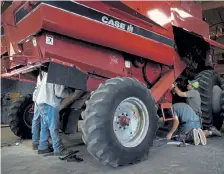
[1,126,224,174]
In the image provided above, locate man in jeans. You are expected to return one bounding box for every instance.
[32,72,42,150]
[36,71,71,155]
[32,103,40,150]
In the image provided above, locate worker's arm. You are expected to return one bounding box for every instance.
[172,85,187,97]
[167,116,179,140]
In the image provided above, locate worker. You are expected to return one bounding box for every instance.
[172,80,201,115]
[32,71,42,150]
[172,80,222,135]
[167,103,221,145]
[36,70,71,155]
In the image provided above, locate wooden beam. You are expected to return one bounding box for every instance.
[202,1,224,11]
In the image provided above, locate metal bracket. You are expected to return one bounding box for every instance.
[160,103,175,121]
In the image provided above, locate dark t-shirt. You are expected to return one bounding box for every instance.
[173,103,201,134]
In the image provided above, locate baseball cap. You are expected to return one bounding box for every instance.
[188,80,199,89]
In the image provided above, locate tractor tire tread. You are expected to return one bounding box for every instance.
[8,95,33,139]
[82,77,157,167]
[196,70,220,128]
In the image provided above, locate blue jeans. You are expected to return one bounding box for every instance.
[38,103,64,152]
[32,103,40,145]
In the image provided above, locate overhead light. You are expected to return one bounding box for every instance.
[171,8,192,18]
[147,9,170,26]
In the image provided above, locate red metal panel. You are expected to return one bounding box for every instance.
[204,38,224,50]
[151,70,175,102]
[128,62,161,85]
[1,36,7,55]
[37,33,129,78]
[1,5,43,56]
[170,1,209,37]
[41,4,175,66]
[1,0,222,103]
[1,59,49,78]
[120,1,173,38]
[127,66,145,84]
[180,1,203,19]
[86,76,106,92]
[151,52,186,102]
[80,1,174,39]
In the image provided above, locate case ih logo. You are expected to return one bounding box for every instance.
[101,16,134,33]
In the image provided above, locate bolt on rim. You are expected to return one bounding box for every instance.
[113,97,149,147]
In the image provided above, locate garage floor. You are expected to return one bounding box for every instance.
[1,126,224,174]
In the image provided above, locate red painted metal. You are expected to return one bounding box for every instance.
[161,103,175,121]
[40,33,129,78]
[1,35,8,55]
[129,61,162,85]
[41,5,174,66]
[86,76,106,92]
[1,0,224,104]
[204,38,224,50]
[119,116,130,127]
[1,59,49,79]
[82,1,174,38]
[151,70,175,102]
[170,1,209,37]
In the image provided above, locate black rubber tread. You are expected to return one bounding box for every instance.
[221,78,224,109]
[214,78,224,130]
[8,95,33,139]
[82,77,158,167]
[196,70,220,129]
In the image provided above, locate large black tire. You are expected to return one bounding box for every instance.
[82,77,158,167]
[214,78,224,130]
[8,95,33,139]
[196,70,221,129]
[220,78,224,111]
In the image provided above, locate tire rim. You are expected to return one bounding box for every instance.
[113,97,149,147]
[23,103,34,128]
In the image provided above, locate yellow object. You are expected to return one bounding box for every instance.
[192,82,199,89]
[188,80,200,89]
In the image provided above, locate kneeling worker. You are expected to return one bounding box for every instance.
[167,103,221,145]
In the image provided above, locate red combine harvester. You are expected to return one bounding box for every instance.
[1,1,224,167]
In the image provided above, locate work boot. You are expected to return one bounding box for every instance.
[197,128,207,146]
[210,126,222,137]
[32,144,39,150]
[54,148,72,156]
[34,143,53,151]
[38,148,53,154]
[48,144,53,152]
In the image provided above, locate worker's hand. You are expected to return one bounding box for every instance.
[166,133,173,140]
[172,84,175,89]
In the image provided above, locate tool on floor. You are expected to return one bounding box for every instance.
[177,135,186,147]
[59,150,83,162]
